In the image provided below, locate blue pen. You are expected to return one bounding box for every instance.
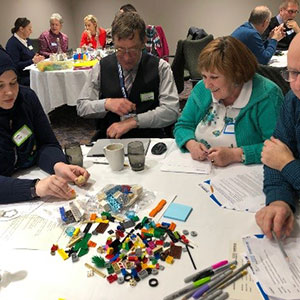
[192,270,232,299]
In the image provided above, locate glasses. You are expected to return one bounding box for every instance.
[281,69,300,82]
[115,46,141,57]
[285,8,299,14]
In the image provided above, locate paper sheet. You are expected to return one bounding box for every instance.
[208,164,265,212]
[243,236,300,300]
[161,147,211,174]
[0,214,69,250]
[228,240,264,300]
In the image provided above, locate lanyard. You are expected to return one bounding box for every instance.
[117,62,128,99]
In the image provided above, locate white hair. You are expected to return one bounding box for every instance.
[50,13,63,24]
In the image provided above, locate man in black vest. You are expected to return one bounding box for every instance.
[77,12,179,140]
[262,0,300,50]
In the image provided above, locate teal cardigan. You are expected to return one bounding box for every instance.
[174,74,284,164]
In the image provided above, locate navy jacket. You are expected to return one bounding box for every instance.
[264,90,300,212]
[232,22,277,65]
[0,86,66,203]
[6,36,35,86]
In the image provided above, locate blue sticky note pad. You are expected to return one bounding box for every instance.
[163,203,193,222]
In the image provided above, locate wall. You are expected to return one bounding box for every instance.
[1,0,300,55]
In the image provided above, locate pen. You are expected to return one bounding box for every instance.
[214,292,229,300]
[271,230,289,261]
[163,276,211,300]
[218,270,248,289]
[184,260,229,283]
[203,262,251,296]
[196,290,223,300]
[193,260,237,282]
[192,270,233,299]
[93,161,129,167]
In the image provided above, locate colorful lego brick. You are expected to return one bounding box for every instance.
[169,222,176,231]
[87,240,97,247]
[95,222,109,234]
[169,244,182,259]
[107,274,118,284]
[165,255,174,264]
[57,248,69,260]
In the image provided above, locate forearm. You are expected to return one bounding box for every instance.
[0,176,35,204]
[38,146,66,174]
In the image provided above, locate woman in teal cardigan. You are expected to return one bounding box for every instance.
[174,36,283,167]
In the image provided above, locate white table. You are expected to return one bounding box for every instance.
[0,140,283,300]
[269,50,288,68]
[30,67,91,114]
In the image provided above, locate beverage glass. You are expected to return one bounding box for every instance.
[127,141,145,171]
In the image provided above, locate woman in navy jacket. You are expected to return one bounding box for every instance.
[0,47,89,203]
[6,17,44,86]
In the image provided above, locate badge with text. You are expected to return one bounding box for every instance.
[51,42,57,47]
[140,92,154,102]
[12,125,32,147]
[28,45,33,50]
[223,123,235,134]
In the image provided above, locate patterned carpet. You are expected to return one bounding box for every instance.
[50,81,192,147]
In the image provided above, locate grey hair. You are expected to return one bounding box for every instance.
[50,13,63,24]
[248,6,271,25]
[279,0,299,9]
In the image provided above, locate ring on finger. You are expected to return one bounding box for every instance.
[211,159,215,163]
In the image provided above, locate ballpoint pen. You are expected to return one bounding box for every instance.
[271,230,289,261]
[184,260,229,283]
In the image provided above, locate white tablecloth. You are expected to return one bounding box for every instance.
[30,67,91,114]
[268,51,288,68]
[0,139,283,300]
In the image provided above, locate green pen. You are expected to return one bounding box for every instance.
[163,276,211,300]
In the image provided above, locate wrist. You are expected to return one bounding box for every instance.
[185,139,196,151]
[133,115,139,128]
[30,179,41,199]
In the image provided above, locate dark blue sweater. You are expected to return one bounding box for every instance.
[0,86,66,203]
[232,22,277,65]
[6,36,35,86]
[264,90,300,211]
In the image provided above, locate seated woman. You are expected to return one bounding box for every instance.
[6,17,44,86]
[174,36,284,167]
[0,47,89,204]
[80,15,106,49]
[38,13,69,58]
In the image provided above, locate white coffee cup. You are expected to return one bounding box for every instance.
[103,143,125,171]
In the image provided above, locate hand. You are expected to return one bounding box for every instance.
[261,137,294,171]
[255,201,294,239]
[35,175,74,199]
[105,98,136,116]
[271,25,285,41]
[32,54,44,64]
[106,118,137,138]
[85,29,92,40]
[207,147,243,167]
[286,20,300,33]
[185,140,209,161]
[53,162,90,185]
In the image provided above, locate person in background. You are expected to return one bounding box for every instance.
[256,33,300,240]
[174,36,283,167]
[38,13,69,58]
[119,4,137,13]
[262,0,300,50]
[231,6,285,65]
[80,15,106,49]
[6,18,44,86]
[0,47,89,204]
[77,12,179,140]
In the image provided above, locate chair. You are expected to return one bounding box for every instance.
[257,64,290,95]
[30,38,40,53]
[146,25,169,61]
[171,34,214,94]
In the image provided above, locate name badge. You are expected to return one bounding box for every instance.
[223,123,235,134]
[286,29,294,36]
[12,125,32,147]
[28,45,33,50]
[51,42,57,47]
[140,92,154,102]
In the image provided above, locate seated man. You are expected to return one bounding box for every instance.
[256,33,300,240]
[77,12,179,140]
[262,0,300,50]
[232,6,284,64]
[39,13,68,58]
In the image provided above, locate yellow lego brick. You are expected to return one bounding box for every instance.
[107,247,114,255]
[73,228,80,236]
[57,249,69,260]
[165,255,174,264]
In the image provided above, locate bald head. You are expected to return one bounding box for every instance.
[288,33,300,98]
[249,6,272,25]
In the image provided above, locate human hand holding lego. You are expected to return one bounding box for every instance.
[105,98,136,116]
[185,140,209,161]
[262,137,294,171]
[255,200,294,239]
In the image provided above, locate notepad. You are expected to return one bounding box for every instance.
[163,203,193,222]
